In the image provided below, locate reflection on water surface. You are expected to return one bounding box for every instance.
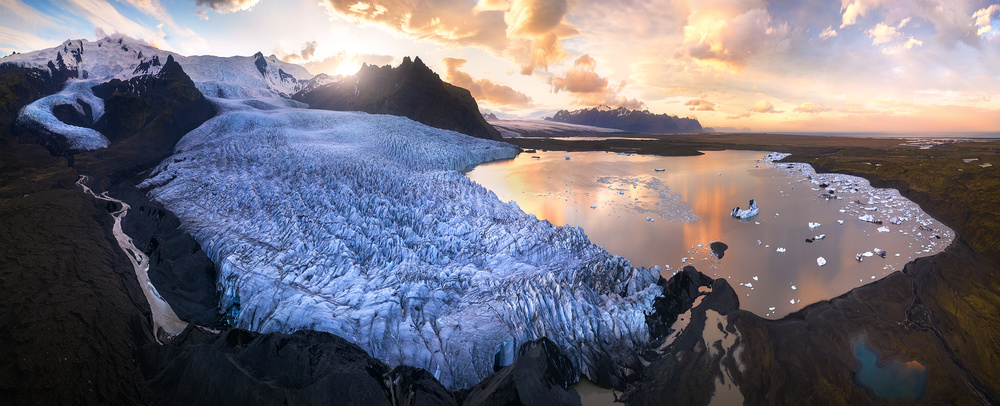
[467,150,952,317]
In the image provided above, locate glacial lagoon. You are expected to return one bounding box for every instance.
[467,149,953,318]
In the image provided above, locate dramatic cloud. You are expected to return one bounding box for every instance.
[751,100,783,114]
[549,54,606,93]
[682,6,789,71]
[441,58,533,107]
[793,102,826,114]
[549,54,643,109]
[320,0,577,74]
[974,4,1000,36]
[195,0,261,15]
[685,99,716,111]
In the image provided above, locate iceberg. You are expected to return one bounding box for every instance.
[730,199,759,219]
[817,257,827,266]
[140,100,663,389]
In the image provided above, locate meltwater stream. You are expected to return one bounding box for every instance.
[467,150,953,318]
[77,175,188,342]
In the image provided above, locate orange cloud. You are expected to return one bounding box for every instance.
[320,0,576,74]
[793,102,826,114]
[548,54,644,109]
[441,58,533,107]
[682,7,789,71]
[685,99,716,111]
[752,100,783,113]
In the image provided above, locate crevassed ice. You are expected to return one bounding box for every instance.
[140,100,662,389]
[17,80,109,150]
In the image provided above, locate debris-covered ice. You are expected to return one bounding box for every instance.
[141,101,662,389]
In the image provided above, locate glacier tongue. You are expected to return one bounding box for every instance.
[17,80,109,150]
[140,100,662,389]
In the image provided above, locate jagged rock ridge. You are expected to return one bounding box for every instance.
[292,56,502,141]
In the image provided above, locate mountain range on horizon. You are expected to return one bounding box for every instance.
[546,105,704,134]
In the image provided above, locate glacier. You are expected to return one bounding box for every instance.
[139,98,663,389]
[16,80,109,150]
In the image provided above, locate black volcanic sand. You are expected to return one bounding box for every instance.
[513,134,1000,404]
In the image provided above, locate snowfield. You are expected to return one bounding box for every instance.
[7,35,318,150]
[140,99,662,389]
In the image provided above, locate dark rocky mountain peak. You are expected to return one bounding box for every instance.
[548,106,703,134]
[293,56,502,141]
[252,51,267,77]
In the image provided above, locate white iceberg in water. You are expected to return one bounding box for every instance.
[731,199,759,219]
[817,257,827,266]
[808,222,821,229]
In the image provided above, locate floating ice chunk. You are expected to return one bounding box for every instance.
[769,307,775,311]
[877,226,890,233]
[654,168,665,172]
[863,251,874,257]
[565,156,571,160]
[858,214,881,224]
[646,216,654,222]
[590,205,597,209]
[863,207,878,211]
[808,222,821,229]
[745,282,753,288]
[817,257,827,266]
[889,217,904,225]
[731,199,759,219]
[838,220,845,225]
[791,285,797,290]
[776,247,786,253]
[618,190,625,195]
[963,158,979,163]
[757,240,762,245]
[814,234,826,240]
[752,276,758,281]
[873,248,887,258]
[790,299,796,304]
[981,163,992,168]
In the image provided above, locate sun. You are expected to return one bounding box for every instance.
[335,62,363,77]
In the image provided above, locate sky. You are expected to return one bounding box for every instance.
[1,0,999,132]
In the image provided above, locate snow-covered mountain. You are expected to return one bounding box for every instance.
[139,98,661,389]
[0,35,314,99]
